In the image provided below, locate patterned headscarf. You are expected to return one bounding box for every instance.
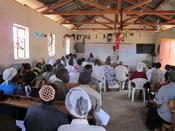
[65,87,91,118]
[136,63,143,72]
[3,67,17,85]
[39,85,55,102]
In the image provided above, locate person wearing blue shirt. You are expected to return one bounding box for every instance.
[0,67,18,117]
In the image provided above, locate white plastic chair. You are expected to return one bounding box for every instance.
[98,76,107,94]
[131,78,147,103]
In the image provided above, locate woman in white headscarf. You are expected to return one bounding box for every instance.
[0,67,18,94]
[58,87,106,131]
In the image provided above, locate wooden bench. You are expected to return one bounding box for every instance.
[68,83,96,90]
[0,94,93,119]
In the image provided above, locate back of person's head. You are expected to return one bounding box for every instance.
[77,59,82,66]
[65,55,69,59]
[152,63,156,68]
[45,64,53,72]
[78,71,91,84]
[39,84,57,104]
[84,64,92,70]
[68,57,74,66]
[73,54,77,58]
[81,58,85,62]
[56,68,70,83]
[65,87,91,119]
[170,66,175,70]
[23,71,36,86]
[105,56,111,65]
[168,71,175,82]
[165,64,171,71]
[90,53,93,58]
[61,56,65,61]
[94,59,101,66]
[69,53,73,58]
[112,46,116,51]
[156,62,161,69]
[22,63,31,69]
[3,67,17,84]
[119,61,123,65]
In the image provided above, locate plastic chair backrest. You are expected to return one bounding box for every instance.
[131,78,147,89]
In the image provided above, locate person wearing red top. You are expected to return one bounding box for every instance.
[129,63,147,87]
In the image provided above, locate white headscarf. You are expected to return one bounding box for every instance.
[65,87,91,118]
[3,67,17,84]
[136,63,143,72]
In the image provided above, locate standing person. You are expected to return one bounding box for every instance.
[87,53,95,63]
[110,46,119,64]
[58,87,106,131]
[24,84,68,131]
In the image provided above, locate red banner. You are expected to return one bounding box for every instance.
[115,36,120,49]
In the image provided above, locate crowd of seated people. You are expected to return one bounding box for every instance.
[0,53,108,131]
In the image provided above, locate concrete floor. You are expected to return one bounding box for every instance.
[102,91,149,131]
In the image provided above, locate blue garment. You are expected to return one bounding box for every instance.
[24,103,68,131]
[0,81,17,117]
[0,81,17,94]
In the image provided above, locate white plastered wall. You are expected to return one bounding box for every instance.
[0,0,74,68]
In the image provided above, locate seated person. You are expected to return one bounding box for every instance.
[78,75,102,112]
[146,71,175,130]
[21,63,32,74]
[79,64,100,92]
[103,57,119,90]
[58,87,106,131]
[50,68,70,101]
[0,67,19,117]
[129,63,147,87]
[24,84,68,131]
[41,64,54,83]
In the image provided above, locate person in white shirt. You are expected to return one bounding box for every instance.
[110,46,119,64]
[115,61,128,90]
[58,87,106,131]
[92,59,105,82]
[151,62,165,90]
[146,63,156,82]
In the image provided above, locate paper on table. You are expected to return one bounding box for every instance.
[95,108,110,126]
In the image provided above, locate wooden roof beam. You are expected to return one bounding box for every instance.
[124,0,174,22]
[63,21,175,25]
[78,0,113,10]
[99,15,114,23]
[125,0,152,11]
[45,10,175,15]
[93,20,113,29]
[41,0,73,14]
[75,28,157,31]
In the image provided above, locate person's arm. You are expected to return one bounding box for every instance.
[153,88,163,109]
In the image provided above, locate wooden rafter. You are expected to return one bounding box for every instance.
[114,0,121,30]
[41,0,73,14]
[78,0,113,10]
[75,28,157,31]
[45,10,175,15]
[63,21,175,25]
[93,20,113,29]
[154,0,169,9]
[99,15,114,23]
[137,18,155,28]
[124,0,174,22]
[125,0,152,11]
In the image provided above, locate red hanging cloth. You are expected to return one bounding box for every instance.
[115,36,120,50]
